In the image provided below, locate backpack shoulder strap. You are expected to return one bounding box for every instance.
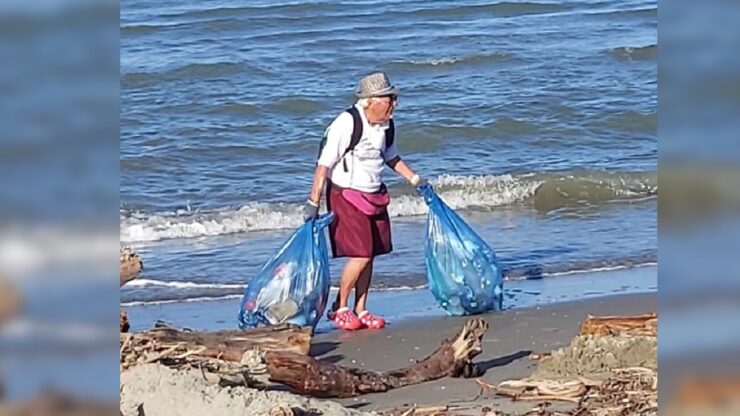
[344,106,363,157]
[385,118,395,148]
[316,108,363,165]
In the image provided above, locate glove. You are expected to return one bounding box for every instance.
[410,174,430,196]
[303,200,319,222]
[410,174,425,187]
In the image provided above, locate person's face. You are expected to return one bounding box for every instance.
[367,94,397,124]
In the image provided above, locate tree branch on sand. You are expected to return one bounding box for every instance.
[264,318,488,397]
[121,319,489,398]
[121,323,313,369]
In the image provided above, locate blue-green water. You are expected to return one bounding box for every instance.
[121,0,656,307]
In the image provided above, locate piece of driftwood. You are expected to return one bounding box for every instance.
[264,318,488,398]
[122,319,489,399]
[125,323,313,364]
[379,405,453,416]
[475,367,657,415]
[579,313,656,337]
[479,378,599,403]
[528,352,550,361]
[120,246,143,286]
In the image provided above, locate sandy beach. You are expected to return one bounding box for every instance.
[121,290,656,415]
[313,292,656,414]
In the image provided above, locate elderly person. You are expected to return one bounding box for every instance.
[304,72,426,330]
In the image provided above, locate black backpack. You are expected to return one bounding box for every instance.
[317,106,395,172]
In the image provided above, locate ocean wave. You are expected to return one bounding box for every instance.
[121,61,259,89]
[121,203,305,243]
[120,24,162,36]
[504,256,657,280]
[589,7,657,20]
[531,170,657,212]
[268,97,330,115]
[609,44,657,61]
[408,2,568,19]
[159,2,349,21]
[205,102,262,117]
[120,170,657,243]
[388,52,512,70]
[158,1,563,23]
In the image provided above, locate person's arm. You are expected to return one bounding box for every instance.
[304,113,351,219]
[384,137,423,186]
[387,156,423,186]
[308,165,329,205]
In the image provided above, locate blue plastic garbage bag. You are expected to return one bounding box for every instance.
[237,213,334,330]
[418,184,504,315]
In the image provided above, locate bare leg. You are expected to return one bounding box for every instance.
[337,257,372,310]
[354,259,374,314]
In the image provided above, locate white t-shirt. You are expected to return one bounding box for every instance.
[317,104,400,193]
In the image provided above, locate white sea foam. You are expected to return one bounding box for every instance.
[125,279,245,290]
[121,174,541,243]
[121,171,655,243]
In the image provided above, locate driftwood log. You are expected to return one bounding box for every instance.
[128,323,313,361]
[121,319,489,398]
[264,318,488,397]
[579,312,656,337]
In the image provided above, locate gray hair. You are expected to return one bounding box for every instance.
[356,97,382,108]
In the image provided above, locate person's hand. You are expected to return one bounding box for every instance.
[410,174,430,195]
[409,174,426,187]
[303,199,319,222]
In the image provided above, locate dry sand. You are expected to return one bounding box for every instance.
[534,333,656,379]
[121,364,373,416]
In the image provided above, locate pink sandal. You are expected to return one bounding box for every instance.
[332,307,363,331]
[358,310,386,329]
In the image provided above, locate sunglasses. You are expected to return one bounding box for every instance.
[381,94,398,102]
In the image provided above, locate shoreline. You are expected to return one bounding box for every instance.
[123,264,656,333]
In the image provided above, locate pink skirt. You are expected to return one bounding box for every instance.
[325,181,392,258]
